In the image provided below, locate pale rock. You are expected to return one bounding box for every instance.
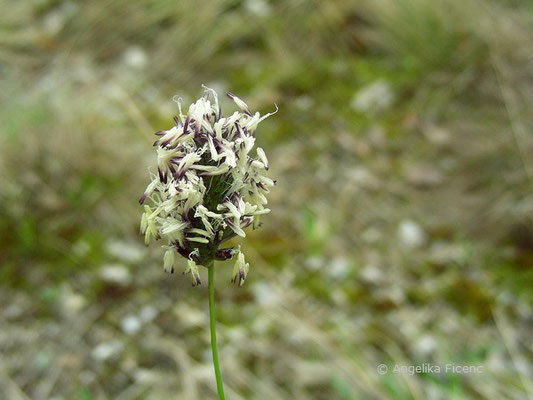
[305,256,323,271]
[398,220,426,248]
[424,124,451,146]
[122,46,147,69]
[139,305,158,323]
[295,95,313,111]
[121,315,142,335]
[360,264,383,284]
[253,282,281,307]
[62,292,86,314]
[415,335,437,356]
[105,240,145,263]
[99,264,132,286]
[405,164,444,187]
[245,0,271,16]
[328,257,350,279]
[351,80,393,115]
[92,340,123,361]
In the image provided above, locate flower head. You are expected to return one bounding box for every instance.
[140,86,276,285]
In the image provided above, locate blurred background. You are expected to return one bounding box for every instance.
[1,0,532,399]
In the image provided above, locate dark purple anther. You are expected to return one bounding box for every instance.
[183,116,190,133]
[215,248,234,260]
[225,218,236,230]
[160,138,172,148]
[241,218,252,228]
[158,167,167,184]
[168,163,176,176]
[235,123,243,137]
[175,243,191,259]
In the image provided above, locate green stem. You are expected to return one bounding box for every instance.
[208,263,226,400]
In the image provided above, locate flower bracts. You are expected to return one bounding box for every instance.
[140,87,276,286]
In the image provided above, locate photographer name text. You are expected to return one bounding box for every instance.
[376,363,484,376]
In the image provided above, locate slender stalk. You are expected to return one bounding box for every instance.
[208,263,226,400]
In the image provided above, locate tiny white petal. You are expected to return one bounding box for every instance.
[200,165,229,176]
[188,228,211,237]
[226,202,241,219]
[163,249,175,273]
[187,237,210,244]
[227,92,251,115]
[256,147,269,169]
[251,160,265,169]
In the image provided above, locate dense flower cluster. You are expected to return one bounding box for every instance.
[140,87,276,286]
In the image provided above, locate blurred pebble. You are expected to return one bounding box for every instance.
[245,0,271,16]
[428,242,462,264]
[251,317,271,335]
[415,334,437,356]
[174,303,205,327]
[139,305,158,323]
[398,220,426,248]
[343,167,380,189]
[134,369,158,383]
[305,256,323,271]
[360,264,383,284]
[34,351,53,370]
[426,386,447,400]
[331,289,347,305]
[388,287,405,304]
[294,361,330,385]
[122,46,147,69]
[45,322,61,337]
[193,364,215,381]
[328,257,350,279]
[515,359,530,376]
[368,126,386,148]
[351,80,393,115]
[253,282,281,307]
[226,327,246,342]
[346,166,374,186]
[517,302,532,320]
[405,164,444,187]
[92,340,123,361]
[105,240,146,263]
[60,353,82,369]
[360,227,382,243]
[99,264,132,286]
[294,95,313,111]
[487,350,508,373]
[4,304,23,320]
[497,291,515,305]
[424,124,451,146]
[121,315,142,335]
[62,292,86,314]
[79,370,96,385]
[43,11,63,36]
[72,240,91,257]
